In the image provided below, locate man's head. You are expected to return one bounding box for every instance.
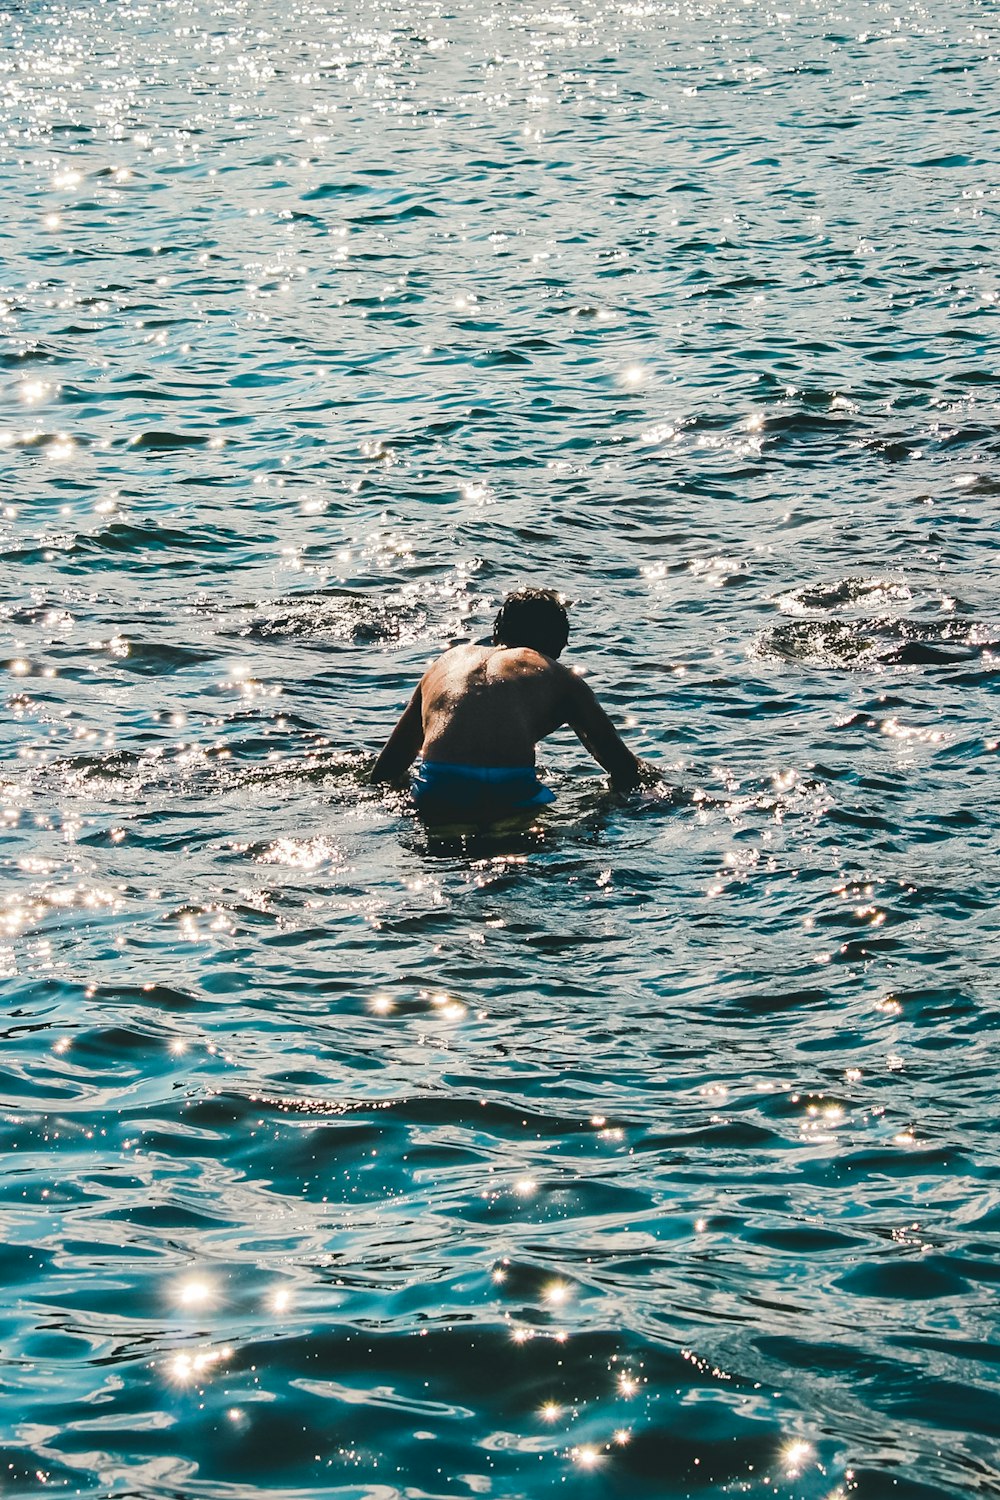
[492,588,569,659]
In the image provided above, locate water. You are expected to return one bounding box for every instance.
[2,0,999,1495]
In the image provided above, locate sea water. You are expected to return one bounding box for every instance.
[1,0,999,1495]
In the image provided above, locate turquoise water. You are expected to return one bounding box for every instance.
[2,0,999,1495]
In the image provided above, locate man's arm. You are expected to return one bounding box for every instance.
[562,670,644,793]
[371,684,424,785]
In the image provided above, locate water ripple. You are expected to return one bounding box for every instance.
[2,0,999,1496]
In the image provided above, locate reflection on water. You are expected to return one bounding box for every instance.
[2,0,1000,1496]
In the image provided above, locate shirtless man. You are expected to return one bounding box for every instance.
[371,588,649,820]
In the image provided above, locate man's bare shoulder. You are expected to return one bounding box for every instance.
[421,643,490,679]
[548,657,591,692]
[421,644,575,704]
[424,643,562,675]
[489,646,572,680]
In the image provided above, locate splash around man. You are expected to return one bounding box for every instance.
[371,588,653,821]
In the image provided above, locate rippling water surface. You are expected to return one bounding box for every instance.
[2,0,999,1495]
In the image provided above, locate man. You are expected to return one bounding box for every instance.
[371,587,650,821]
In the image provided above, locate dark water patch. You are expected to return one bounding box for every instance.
[847,1462,996,1500]
[836,1258,972,1301]
[759,411,857,443]
[90,982,200,1012]
[242,1088,627,1141]
[67,1023,174,1064]
[642,1120,783,1150]
[818,1144,971,1182]
[127,430,213,450]
[744,1224,864,1254]
[719,986,833,1017]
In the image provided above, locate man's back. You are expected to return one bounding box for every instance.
[420,644,569,767]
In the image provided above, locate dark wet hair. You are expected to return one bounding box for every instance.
[492,588,569,659]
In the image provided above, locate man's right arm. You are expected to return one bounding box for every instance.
[562,669,643,793]
[371,683,424,785]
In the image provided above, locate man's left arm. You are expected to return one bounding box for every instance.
[562,670,645,793]
[371,684,424,785]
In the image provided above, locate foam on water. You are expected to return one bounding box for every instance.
[1,0,999,1496]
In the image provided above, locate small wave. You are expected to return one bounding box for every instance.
[0,344,70,368]
[777,576,913,615]
[301,180,374,199]
[233,590,428,646]
[473,348,532,366]
[1,521,247,570]
[106,639,219,675]
[346,202,437,224]
[755,616,985,670]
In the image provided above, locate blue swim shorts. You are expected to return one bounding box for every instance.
[411,760,555,820]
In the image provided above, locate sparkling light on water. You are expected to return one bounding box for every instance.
[175,1278,216,1310]
[572,1445,603,1469]
[782,1440,814,1477]
[1,2,997,1497]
